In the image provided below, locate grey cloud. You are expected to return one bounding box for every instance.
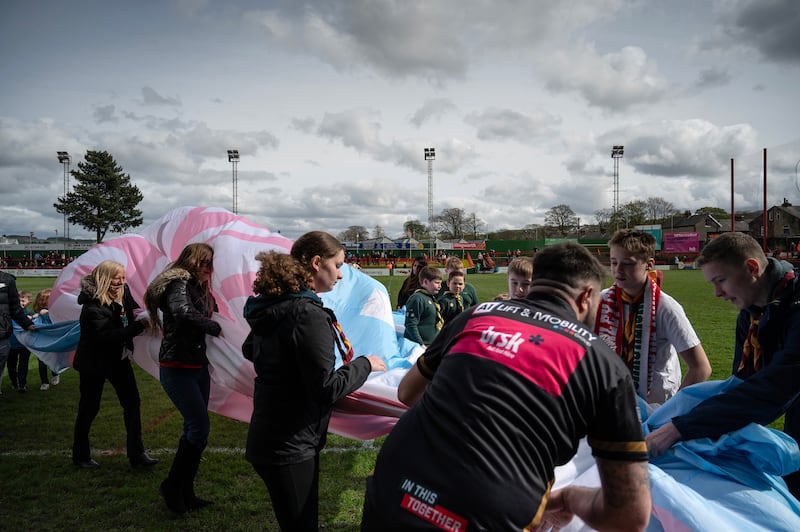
[694,67,731,89]
[140,86,181,106]
[464,107,560,143]
[248,0,623,82]
[316,108,477,173]
[601,119,757,178]
[714,0,800,63]
[541,45,670,111]
[410,98,457,128]
[93,104,118,123]
[290,116,317,133]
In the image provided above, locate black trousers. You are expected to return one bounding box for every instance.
[253,455,319,532]
[72,359,144,461]
[7,347,30,388]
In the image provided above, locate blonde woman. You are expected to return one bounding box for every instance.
[71,260,155,469]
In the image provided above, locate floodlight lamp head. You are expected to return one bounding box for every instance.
[227,149,239,162]
[611,145,624,158]
[57,151,71,163]
[424,147,436,160]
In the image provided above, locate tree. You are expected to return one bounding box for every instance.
[337,225,369,242]
[594,208,613,235]
[695,206,728,217]
[466,212,486,240]
[373,225,385,239]
[609,200,647,230]
[544,204,579,236]
[431,208,471,240]
[54,150,143,243]
[645,197,677,224]
[403,220,428,240]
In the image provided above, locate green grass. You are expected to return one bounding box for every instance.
[0,271,769,529]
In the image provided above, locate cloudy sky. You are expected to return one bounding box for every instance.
[1,0,799,241]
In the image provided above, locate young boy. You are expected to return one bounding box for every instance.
[595,229,711,408]
[7,290,33,393]
[646,232,800,496]
[438,270,466,324]
[404,266,443,347]
[507,257,533,299]
[437,256,479,307]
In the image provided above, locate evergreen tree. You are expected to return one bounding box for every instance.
[54,150,143,242]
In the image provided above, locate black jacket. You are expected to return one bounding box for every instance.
[145,268,221,366]
[674,258,800,442]
[73,275,145,374]
[0,271,35,339]
[242,289,372,465]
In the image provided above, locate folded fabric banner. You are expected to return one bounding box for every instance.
[554,378,800,531]
[14,321,77,374]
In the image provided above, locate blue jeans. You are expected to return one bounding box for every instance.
[159,365,211,448]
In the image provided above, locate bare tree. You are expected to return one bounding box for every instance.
[645,197,676,224]
[431,208,470,240]
[594,208,613,235]
[373,225,385,238]
[467,212,485,239]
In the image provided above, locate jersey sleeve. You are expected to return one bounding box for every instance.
[587,358,648,462]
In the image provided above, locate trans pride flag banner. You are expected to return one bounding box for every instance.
[18,206,800,530]
[30,206,416,437]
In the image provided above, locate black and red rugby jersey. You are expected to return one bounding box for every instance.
[363,293,646,531]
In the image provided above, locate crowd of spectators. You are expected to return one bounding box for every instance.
[0,253,74,269]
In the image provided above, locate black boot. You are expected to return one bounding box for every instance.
[183,441,213,511]
[159,438,191,514]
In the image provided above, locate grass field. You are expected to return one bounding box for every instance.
[0,271,753,530]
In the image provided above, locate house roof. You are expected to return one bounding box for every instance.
[671,214,722,229]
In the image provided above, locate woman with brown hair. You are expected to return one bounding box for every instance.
[242,231,386,530]
[145,243,222,514]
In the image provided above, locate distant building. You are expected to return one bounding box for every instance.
[748,198,800,253]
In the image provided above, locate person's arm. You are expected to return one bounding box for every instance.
[645,422,682,457]
[296,305,376,404]
[397,364,430,406]
[403,295,425,345]
[657,294,710,389]
[677,344,712,390]
[165,280,221,336]
[539,459,651,532]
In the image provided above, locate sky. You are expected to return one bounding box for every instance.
[1,0,799,241]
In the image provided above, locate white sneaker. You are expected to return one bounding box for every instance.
[51,375,60,386]
[40,383,50,391]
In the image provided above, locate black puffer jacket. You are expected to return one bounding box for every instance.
[73,275,145,374]
[0,271,34,339]
[145,267,221,366]
[242,289,372,465]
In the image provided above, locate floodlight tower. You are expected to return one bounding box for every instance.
[57,151,71,258]
[611,145,624,213]
[424,148,435,225]
[227,149,239,214]
[424,147,435,257]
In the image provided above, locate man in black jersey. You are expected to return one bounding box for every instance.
[362,242,650,531]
